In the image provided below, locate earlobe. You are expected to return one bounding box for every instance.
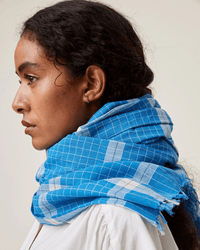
[84,65,106,103]
[86,96,90,104]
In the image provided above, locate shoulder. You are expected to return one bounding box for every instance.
[88,204,147,233]
[23,204,178,250]
[82,204,158,250]
[83,204,178,250]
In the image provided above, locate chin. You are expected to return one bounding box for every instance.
[32,143,46,151]
[32,140,51,151]
[31,135,65,151]
[32,137,60,150]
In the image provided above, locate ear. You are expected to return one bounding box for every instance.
[84,65,106,103]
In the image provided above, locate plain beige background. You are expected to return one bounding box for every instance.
[0,0,200,249]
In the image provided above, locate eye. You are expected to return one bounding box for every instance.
[24,74,38,85]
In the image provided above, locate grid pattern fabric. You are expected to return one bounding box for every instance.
[32,94,195,233]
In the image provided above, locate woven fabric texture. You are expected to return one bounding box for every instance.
[32,94,199,233]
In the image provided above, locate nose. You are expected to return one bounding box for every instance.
[12,86,30,114]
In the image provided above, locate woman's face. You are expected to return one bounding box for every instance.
[13,37,88,150]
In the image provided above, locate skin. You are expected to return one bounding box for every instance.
[12,36,102,150]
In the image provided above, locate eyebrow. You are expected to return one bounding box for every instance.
[16,62,40,75]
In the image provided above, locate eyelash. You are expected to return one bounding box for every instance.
[19,74,38,85]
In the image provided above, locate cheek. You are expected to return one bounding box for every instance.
[32,82,86,146]
[37,95,71,131]
[34,84,65,118]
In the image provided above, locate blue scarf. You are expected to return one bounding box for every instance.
[32,94,200,233]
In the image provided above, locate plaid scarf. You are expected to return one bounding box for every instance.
[32,94,200,233]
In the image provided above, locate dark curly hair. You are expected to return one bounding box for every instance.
[20,1,200,249]
[20,0,153,105]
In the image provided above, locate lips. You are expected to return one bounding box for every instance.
[21,120,36,135]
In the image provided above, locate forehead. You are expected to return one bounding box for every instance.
[14,37,46,68]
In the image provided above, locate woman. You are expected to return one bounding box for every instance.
[12,0,200,249]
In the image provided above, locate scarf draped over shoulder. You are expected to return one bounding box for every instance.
[32,94,200,234]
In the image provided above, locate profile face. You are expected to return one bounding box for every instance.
[13,36,87,150]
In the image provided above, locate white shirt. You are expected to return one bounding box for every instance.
[20,204,178,250]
